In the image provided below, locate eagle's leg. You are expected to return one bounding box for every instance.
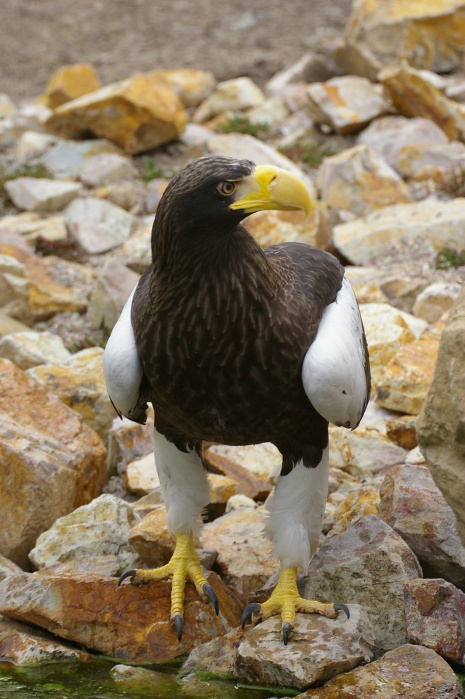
[118,430,217,640]
[242,446,349,644]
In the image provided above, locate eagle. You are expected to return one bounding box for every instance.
[103,155,370,645]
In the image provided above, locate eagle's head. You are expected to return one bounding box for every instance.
[153,156,312,239]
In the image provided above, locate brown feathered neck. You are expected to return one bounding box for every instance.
[149,200,283,310]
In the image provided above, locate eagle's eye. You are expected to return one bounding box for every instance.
[217,181,236,196]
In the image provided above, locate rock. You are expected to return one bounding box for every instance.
[98,179,145,213]
[44,555,120,577]
[144,178,169,214]
[79,152,137,187]
[207,474,240,519]
[413,282,462,323]
[88,258,140,331]
[374,335,440,415]
[303,515,422,650]
[27,346,115,441]
[317,145,412,217]
[107,412,154,477]
[404,578,465,665]
[0,211,67,243]
[0,238,88,321]
[5,178,82,213]
[245,97,288,127]
[405,446,427,466]
[380,63,465,141]
[334,198,465,266]
[242,204,330,251]
[125,453,160,496]
[360,402,419,451]
[359,303,418,383]
[306,76,392,135]
[417,285,465,548]
[46,73,187,154]
[0,359,106,567]
[65,196,136,254]
[44,63,101,109]
[329,426,406,478]
[336,0,465,81]
[180,626,243,680]
[28,494,141,573]
[126,506,173,566]
[203,443,280,500]
[226,493,257,513]
[397,141,465,181]
[265,52,333,97]
[0,554,22,582]
[39,138,121,179]
[357,115,449,171]
[379,463,465,589]
[237,606,374,691]
[114,217,152,270]
[0,330,70,370]
[327,485,380,539]
[151,69,216,108]
[200,507,275,602]
[0,616,89,665]
[0,569,241,663]
[0,254,30,320]
[0,310,30,336]
[194,77,264,123]
[0,93,17,116]
[295,644,463,698]
[111,664,178,693]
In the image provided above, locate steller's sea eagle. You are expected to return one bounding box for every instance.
[103,155,371,645]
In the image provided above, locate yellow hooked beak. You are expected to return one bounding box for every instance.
[230,165,312,217]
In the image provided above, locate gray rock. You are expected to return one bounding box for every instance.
[418,284,465,550]
[88,258,140,331]
[5,178,81,213]
[294,644,463,698]
[28,494,143,574]
[379,463,465,589]
[265,52,333,96]
[39,138,121,179]
[236,606,375,691]
[303,515,422,651]
[404,578,465,666]
[79,152,137,187]
[0,554,22,582]
[65,196,136,254]
[0,254,29,320]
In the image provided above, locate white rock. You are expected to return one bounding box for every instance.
[225,494,257,513]
[0,212,67,243]
[15,131,59,159]
[0,93,17,116]
[245,97,288,126]
[28,493,142,573]
[65,196,136,254]
[5,178,82,213]
[39,138,121,179]
[0,331,70,370]
[265,52,332,96]
[334,198,465,266]
[397,141,465,179]
[329,426,406,477]
[88,258,140,330]
[0,255,30,319]
[125,453,160,496]
[194,77,265,123]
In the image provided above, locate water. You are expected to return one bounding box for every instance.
[0,660,294,699]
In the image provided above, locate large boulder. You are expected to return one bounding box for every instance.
[418,285,465,549]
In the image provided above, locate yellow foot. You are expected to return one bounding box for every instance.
[118,532,218,641]
[241,567,349,645]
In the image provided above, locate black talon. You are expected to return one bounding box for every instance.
[174,615,183,642]
[282,622,292,646]
[334,603,350,619]
[203,583,219,615]
[118,569,136,586]
[241,603,261,629]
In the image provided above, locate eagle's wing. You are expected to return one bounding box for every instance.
[302,274,370,429]
[102,283,147,424]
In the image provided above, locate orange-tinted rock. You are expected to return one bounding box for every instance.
[127,506,174,566]
[0,616,90,664]
[0,570,241,663]
[203,443,280,500]
[44,63,101,109]
[46,73,187,155]
[0,359,107,567]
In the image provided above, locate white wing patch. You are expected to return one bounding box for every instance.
[302,275,368,429]
[102,284,144,418]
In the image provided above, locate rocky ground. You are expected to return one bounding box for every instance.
[2,1,465,698]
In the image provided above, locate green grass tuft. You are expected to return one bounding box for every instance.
[279,140,337,168]
[221,115,270,138]
[436,247,465,269]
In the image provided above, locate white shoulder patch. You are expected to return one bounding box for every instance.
[302,275,368,429]
[102,284,144,418]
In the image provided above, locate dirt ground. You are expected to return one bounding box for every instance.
[1,0,353,103]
